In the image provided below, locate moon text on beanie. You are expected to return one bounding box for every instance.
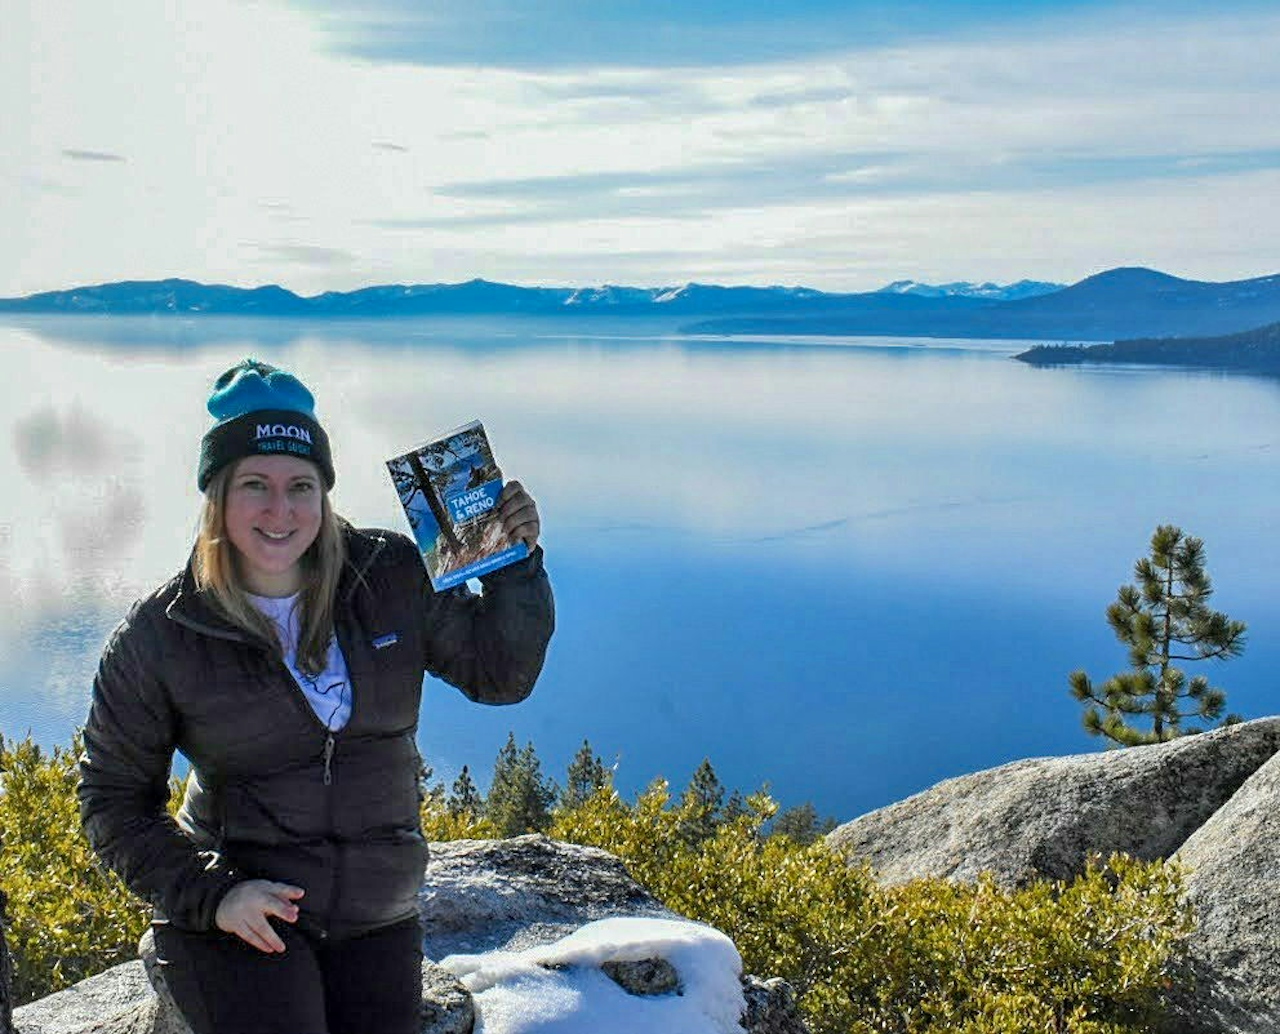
[256,424,313,444]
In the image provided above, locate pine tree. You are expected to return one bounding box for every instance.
[560,739,611,811]
[723,789,748,823]
[1070,524,1246,746]
[447,765,484,818]
[419,762,446,812]
[771,802,837,845]
[484,733,557,836]
[676,758,725,845]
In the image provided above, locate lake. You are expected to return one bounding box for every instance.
[2,315,1278,823]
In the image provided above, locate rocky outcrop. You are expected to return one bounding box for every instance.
[418,962,475,1034]
[741,977,809,1034]
[1161,750,1280,1034]
[601,957,681,995]
[9,960,157,1034]
[418,835,673,958]
[420,836,808,1032]
[827,717,1280,887]
[824,717,1280,1034]
[14,836,807,1034]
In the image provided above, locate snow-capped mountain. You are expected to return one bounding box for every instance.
[877,279,1064,301]
[563,285,660,306]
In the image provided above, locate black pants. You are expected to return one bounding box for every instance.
[153,916,423,1034]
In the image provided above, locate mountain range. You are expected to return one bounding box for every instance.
[684,268,1280,341]
[3,268,1280,342]
[0,278,826,318]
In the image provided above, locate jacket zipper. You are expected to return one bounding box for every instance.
[300,532,386,793]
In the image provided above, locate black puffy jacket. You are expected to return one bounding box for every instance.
[79,525,553,939]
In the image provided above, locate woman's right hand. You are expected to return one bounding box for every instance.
[214,880,304,953]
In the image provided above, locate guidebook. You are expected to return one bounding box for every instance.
[386,420,528,591]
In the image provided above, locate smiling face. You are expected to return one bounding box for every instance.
[223,454,324,597]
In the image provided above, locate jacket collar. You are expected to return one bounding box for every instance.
[165,559,251,643]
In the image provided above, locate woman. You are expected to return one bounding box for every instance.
[78,359,555,1034]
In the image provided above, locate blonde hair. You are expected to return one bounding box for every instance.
[193,463,347,675]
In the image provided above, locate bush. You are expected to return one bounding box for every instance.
[551,782,1192,1034]
[863,856,1191,1034]
[419,787,499,841]
[0,734,149,1004]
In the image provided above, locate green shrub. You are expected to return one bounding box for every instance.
[0,734,149,1004]
[864,856,1192,1034]
[419,787,499,841]
[551,782,1192,1034]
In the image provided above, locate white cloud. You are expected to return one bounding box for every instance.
[2,1,1277,295]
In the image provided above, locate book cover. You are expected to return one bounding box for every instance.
[386,420,528,591]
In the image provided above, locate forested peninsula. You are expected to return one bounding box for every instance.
[1014,320,1280,374]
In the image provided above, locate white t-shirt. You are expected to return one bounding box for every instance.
[247,592,353,731]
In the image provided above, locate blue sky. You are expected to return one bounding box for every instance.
[299,0,1131,68]
[3,0,1278,295]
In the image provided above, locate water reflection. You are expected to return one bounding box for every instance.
[2,318,1278,820]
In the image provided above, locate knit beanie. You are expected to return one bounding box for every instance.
[197,358,335,491]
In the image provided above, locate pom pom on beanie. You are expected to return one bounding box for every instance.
[197,358,335,491]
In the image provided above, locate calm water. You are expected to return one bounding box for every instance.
[2,315,1278,822]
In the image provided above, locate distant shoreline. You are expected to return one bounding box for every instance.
[1014,322,1280,375]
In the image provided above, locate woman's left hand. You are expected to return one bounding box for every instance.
[498,480,541,551]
